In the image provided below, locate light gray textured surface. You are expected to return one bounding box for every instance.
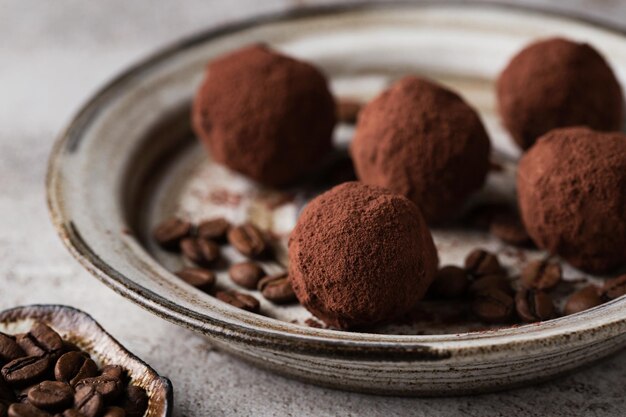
[1,1,626,416]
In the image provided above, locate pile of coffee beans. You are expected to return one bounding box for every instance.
[153,216,296,313]
[430,247,626,325]
[0,322,148,417]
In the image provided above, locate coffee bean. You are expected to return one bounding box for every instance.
[62,410,86,417]
[228,262,265,289]
[102,406,125,417]
[120,386,147,417]
[515,288,555,322]
[15,337,44,358]
[2,356,52,386]
[429,266,469,298]
[27,381,73,411]
[197,218,230,241]
[100,366,125,383]
[175,268,215,292]
[472,288,514,323]
[489,211,532,246]
[216,291,260,313]
[520,259,561,290]
[75,376,122,402]
[464,249,502,278]
[565,285,603,315]
[336,98,362,124]
[180,238,220,266]
[73,386,102,417]
[54,352,97,386]
[468,274,513,296]
[16,324,63,358]
[7,403,51,417]
[257,274,296,304]
[152,217,192,250]
[600,274,626,300]
[0,334,25,363]
[227,224,267,258]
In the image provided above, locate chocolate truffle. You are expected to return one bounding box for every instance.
[192,44,336,186]
[351,76,491,224]
[517,127,626,273]
[497,37,623,150]
[288,182,438,329]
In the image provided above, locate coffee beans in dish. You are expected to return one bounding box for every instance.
[469,274,513,296]
[600,275,626,300]
[180,237,220,266]
[489,211,532,247]
[216,290,260,313]
[464,249,502,278]
[175,268,216,293]
[472,288,514,324]
[520,259,561,291]
[429,266,469,299]
[0,322,148,417]
[152,217,192,250]
[197,217,230,242]
[257,274,296,304]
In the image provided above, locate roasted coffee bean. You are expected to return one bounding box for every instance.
[17,324,63,359]
[216,291,260,313]
[62,410,86,417]
[7,403,51,417]
[227,224,267,258]
[54,352,97,386]
[180,237,220,266]
[75,377,122,402]
[102,406,125,417]
[600,274,626,300]
[197,217,230,241]
[228,262,265,289]
[2,356,51,386]
[15,336,43,358]
[73,386,102,417]
[152,217,192,250]
[489,211,532,246]
[464,249,502,278]
[175,268,215,293]
[100,366,125,383]
[565,285,603,315]
[0,334,25,363]
[120,386,147,417]
[515,288,555,322]
[336,98,362,124]
[472,288,514,323]
[468,274,513,296]
[429,266,469,298]
[257,274,296,304]
[27,381,73,411]
[520,259,561,290]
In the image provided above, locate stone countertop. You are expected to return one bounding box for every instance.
[1,1,625,416]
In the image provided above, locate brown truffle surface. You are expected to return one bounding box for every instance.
[351,76,491,224]
[288,182,438,329]
[517,127,626,273]
[192,44,336,186]
[497,37,623,150]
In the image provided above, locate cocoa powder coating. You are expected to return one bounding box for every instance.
[517,127,626,273]
[497,37,623,150]
[288,182,438,329]
[192,44,336,186]
[351,76,491,223]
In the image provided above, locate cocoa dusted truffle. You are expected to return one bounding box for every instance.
[192,44,336,187]
[288,182,438,329]
[517,127,626,273]
[497,37,623,150]
[351,76,491,224]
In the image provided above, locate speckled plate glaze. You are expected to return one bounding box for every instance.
[47,3,626,395]
[0,305,172,416]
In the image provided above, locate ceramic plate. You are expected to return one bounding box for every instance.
[47,3,626,395]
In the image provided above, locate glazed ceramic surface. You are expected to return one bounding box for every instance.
[47,3,626,395]
[0,305,172,416]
